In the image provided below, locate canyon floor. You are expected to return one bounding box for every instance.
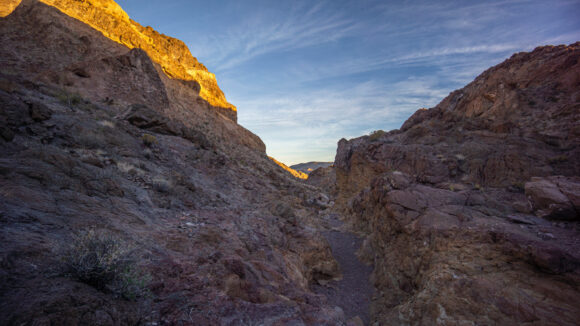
[312,213,374,325]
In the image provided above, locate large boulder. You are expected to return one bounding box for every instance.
[525,176,580,220]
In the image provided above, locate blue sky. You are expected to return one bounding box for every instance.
[116,0,580,165]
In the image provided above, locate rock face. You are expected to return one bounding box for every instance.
[1,0,253,150]
[0,0,21,17]
[20,0,235,116]
[270,156,309,180]
[334,43,580,325]
[306,166,337,197]
[525,176,580,220]
[0,1,347,324]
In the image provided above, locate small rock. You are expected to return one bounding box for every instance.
[28,101,52,122]
[537,232,556,240]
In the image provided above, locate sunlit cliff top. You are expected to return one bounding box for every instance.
[2,0,236,112]
[269,157,308,180]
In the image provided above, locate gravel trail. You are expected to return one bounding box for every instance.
[313,214,374,325]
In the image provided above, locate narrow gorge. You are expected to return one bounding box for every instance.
[0,1,579,325]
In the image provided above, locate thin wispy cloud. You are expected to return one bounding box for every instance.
[193,2,362,71]
[118,0,580,164]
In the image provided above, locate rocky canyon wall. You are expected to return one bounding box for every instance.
[0,1,348,324]
[30,0,236,117]
[334,43,580,325]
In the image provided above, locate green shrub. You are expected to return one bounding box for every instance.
[141,134,157,147]
[57,91,84,108]
[60,229,150,300]
[369,130,385,141]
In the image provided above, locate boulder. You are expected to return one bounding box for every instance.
[525,176,578,220]
[122,103,179,135]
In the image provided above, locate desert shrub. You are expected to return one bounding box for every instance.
[98,120,115,128]
[60,229,150,300]
[369,130,385,141]
[141,134,157,147]
[116,161,145,176]
[76,128,108,149]
[57,91,84,108]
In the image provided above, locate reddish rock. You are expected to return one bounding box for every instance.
[0,1,345,324]
[526,176,579,220]
[334,43,580,325]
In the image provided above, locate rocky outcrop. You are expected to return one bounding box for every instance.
[334,43,580,325]
[307,166,337,197]
[0,1,349,324]
[526,176,580,220]
[0,0,258,151]
[4,0,235,114]
[270,156,309,180]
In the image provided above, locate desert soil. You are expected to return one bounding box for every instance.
[313,213,374,325]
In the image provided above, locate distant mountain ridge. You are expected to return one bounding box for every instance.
[291,161,333,174]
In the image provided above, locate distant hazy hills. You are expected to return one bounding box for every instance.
[291,162,333,175]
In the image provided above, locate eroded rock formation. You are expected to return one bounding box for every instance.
[0,1,345,324]
[9,0,236,115]
[334,43,580,325]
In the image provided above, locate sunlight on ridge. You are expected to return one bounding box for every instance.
[37,0,236,111]
[269,156,308,180]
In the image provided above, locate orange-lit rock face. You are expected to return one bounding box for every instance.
[37,0,236,112]
[269,157,308,180]
[0,0,21,17]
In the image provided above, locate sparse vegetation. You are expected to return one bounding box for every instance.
[369,130,386,141]
[455,154,466,161]
[76,128,108,149]
[57,90,84,108]
[60,229,150,300]
[141,133,157,147]
[116,161,145,176]
[98,120,115,128]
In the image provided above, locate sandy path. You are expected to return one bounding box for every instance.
[313,213,374,325]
